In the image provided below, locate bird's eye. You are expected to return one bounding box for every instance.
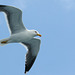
[35,31,37,33]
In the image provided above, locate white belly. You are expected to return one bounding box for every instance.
[8,31,33,43]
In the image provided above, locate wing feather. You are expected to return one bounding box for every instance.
[22,38,41,73]
[0,5,26,34]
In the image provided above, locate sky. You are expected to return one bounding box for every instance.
[0,0,75,75]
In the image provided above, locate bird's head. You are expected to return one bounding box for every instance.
[30,30,41,37]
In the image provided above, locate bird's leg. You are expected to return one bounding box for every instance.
[1,40,8,43]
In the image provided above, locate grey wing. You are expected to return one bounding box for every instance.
[0,5,26,34]
[22,38,41,73]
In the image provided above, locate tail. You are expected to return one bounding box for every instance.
[0,38,9,46]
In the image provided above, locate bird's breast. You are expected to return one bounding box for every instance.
[9,31,33,43]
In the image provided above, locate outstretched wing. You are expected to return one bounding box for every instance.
[22,38,41,73]
[0,5,26,34]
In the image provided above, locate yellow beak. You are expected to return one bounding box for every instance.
[37,34,42,37]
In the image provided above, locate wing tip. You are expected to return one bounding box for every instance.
[24,71,26,74]
[25,57,36,73]
[24,70,28,74]
[0,5,7,7]
[25,64,28,74]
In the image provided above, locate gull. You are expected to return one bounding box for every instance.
[0,5,41,74]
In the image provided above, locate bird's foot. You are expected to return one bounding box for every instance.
[1,40,8,43]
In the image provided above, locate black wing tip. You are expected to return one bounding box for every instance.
[25,57,36,73]
[24,70,27,74]
[0,5,7,7]
[25,71,26,74]
[25,65,28,74]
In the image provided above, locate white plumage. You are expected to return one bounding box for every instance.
[0,5,41,74]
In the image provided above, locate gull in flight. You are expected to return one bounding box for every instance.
[0,5,41,74]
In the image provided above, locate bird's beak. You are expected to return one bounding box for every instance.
[37,34,42,37]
